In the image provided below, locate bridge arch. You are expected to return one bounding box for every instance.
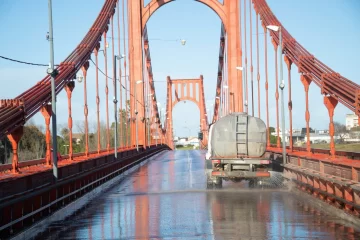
[166,76,208,148]
[142,0,227,31]
[172,98,199,110]
[128,0,242,147]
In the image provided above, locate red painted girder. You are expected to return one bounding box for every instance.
[267,146,360,169]
[0,0,119,139]
[253,0,360,116]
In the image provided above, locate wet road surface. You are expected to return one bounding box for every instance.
[37,150,360,239]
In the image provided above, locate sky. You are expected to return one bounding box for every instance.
[0,0,359,137]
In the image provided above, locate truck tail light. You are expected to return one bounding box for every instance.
[260,160,270,164]
[212,160,221,164]
[256,172,270,177]
[212,171,222,176]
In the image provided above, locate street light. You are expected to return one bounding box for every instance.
[135,80,143,151]
[146,93,153,147]
[47,0,58,180]
[114,54,125,159]
[77,75,83,83]
[266,25,280,32]
[236,66,247,113]
[266,24,286,166]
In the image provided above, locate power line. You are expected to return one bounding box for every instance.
[0,54,154,109]
[0,55,59,67]
[106,37,181,42]
[88,57,147,107]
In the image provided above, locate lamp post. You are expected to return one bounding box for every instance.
[114,54,125,159]
[47,0,58,180]
[267,24,286,166]
[135,80,143,151]
[156,102,162,146]
[146,93,153,147]
[236,66,246,113]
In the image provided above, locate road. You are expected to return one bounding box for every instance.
[36,150,360,240]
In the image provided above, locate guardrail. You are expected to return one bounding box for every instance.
[0,144,169,239]
[0,146,148,173]
[267,146,360,218]
[269,144,360,160]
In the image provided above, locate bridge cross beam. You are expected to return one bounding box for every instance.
[271,39,281,148]
[262,25,270,148]
[40,105,52,166]
[102,31,111,152]
[65,81,75,160]
[81,61,90,157]
[284,55,293,151]
[7,127,23,173]
[94,44,101,155]
[324,96,338,158]
[300,75,312,154]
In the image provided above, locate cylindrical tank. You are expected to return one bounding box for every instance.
[208,112,267,158]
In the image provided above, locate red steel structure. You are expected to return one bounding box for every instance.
[165,76,209,148]
[0,0,359,237]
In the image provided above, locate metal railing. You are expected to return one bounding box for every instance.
[0,146,167,235]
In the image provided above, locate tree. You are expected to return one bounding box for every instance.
[269,127,275,134]
[18,125,46,161]
[60,127,69,141]
[0,137,11,164]
[268,127,281,145]
[334,121,348,143]
[301,127,315,135]
[350,126,360,132]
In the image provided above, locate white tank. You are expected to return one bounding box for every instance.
[207,112,267,159]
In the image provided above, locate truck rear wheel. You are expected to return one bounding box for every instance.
[206,171,222,189]
[214,177,222,188]
[248,179,258,188]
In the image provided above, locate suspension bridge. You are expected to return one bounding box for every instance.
[0,0,360,239]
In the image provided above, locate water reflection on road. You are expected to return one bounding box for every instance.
[37,150,360,240]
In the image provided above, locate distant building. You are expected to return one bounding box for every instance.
[174,137,200,147]
[304,133,338,144]
[346,114,359,130]
[273,128,333,145]
[188,137,200,147]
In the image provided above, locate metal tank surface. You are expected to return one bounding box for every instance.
[208,112,267,159]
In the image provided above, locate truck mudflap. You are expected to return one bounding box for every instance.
[211,171,270,178]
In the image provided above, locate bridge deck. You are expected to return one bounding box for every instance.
[35,150,360,239]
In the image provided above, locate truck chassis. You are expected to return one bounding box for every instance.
[206,158,271,188]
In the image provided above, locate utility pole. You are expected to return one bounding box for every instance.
[47,0,58,179]
[113,56,119,159]
[279,26,287,166]
[266,25,286,166]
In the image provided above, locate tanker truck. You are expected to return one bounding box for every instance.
[205,112,270,188]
